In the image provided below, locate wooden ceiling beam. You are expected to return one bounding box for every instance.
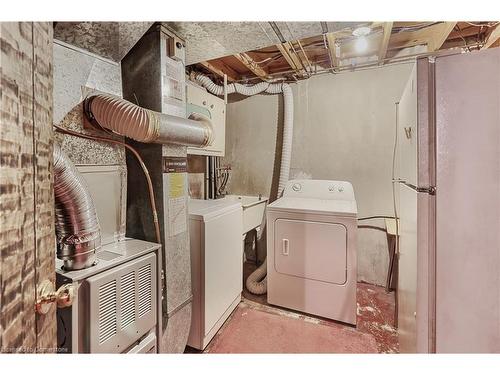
[295,40,312,73]
[389,22,457,53]
[427,22,457,51]
[276,42,305,75]
[325,33,338,70]
[482,24,500,49]
[378,22,393,63]
[234,52,268,79]
[198,60,238,82]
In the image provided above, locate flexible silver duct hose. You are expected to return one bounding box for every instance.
[54,143,100,270]
[55,94,213,271]
[195,74,294,294]
[84,94,214,148]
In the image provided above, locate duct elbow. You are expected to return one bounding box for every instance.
[54,144,100,270]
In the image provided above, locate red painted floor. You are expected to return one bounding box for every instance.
[206,300,379,353]
[194,262,399,354]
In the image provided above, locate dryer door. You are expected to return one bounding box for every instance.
[274,219,347,285]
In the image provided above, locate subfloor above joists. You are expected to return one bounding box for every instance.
[189,21,499,82]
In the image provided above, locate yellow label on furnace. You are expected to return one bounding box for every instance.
[169,173,185,199]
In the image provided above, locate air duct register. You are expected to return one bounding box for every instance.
[167,35,185,62]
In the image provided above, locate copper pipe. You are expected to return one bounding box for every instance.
[53,125,162,246]
[235,43,483,83]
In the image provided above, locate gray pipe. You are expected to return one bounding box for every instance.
[54,143,100,270]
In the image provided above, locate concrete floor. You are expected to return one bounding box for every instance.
[188,262,398,354]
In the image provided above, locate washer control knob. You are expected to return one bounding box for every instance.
[292,183,302,192]
[338,186,344,192]
[328,185,336,192]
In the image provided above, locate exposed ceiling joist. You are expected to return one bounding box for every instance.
[482,24,500,49]
[378,22,393,63]
[289,42,310,75]
[388,22,456,52]
[296,40,313,73]
[325,33,338,70]
[234,52,268,78]
[427,22,457,51]
[199,60,239,82]
[192,21,498,83]
[276,42,304,74]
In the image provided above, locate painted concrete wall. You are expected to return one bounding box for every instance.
[224,63,414,286]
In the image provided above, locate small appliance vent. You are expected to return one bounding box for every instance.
[120,271,136,329]
[98,280,117,344]
[138,263,152,318]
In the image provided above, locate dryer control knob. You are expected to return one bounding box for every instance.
[338,186,344,192]
[328,185,336,192]
[292,183,302,192]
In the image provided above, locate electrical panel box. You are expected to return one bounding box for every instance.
[167,35,185,62]
[187,83,226,157]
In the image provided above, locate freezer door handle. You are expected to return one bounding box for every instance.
[282,238,290,256]
[395,180,436,195]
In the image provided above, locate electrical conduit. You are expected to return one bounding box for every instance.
[194,74,294,294]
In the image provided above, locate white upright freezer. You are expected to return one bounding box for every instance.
[397,48,500,353]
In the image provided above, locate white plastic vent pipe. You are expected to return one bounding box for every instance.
[195,75,293,198]
[195,74,295,294]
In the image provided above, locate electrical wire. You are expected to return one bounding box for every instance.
[358,215,397,221]
[234,41,484,84]
[252,55,282,64]
[387,101,401,293]
[453,24,470,50]
[392,22,442,33]
[465,21,500,28]
[53,124,162,247]
[357,225,387,232]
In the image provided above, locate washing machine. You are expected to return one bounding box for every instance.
[266,179,358,325]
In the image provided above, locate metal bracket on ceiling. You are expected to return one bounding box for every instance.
[269,21,286,43]
[320,22,329,35]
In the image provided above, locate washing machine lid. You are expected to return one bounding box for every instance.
[267,197,358,217]
[189,198,242,221]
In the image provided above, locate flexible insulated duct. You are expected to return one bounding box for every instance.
[195,75,293,199]
[84,94,214,148]
[195,74,294,295]
[54,143,101,270]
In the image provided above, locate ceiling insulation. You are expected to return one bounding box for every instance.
[53,21,499,81]
[54,22,153,62]
[191,21,499,82]
[166,21,365,65]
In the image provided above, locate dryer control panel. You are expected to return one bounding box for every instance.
[283,179,355,201]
